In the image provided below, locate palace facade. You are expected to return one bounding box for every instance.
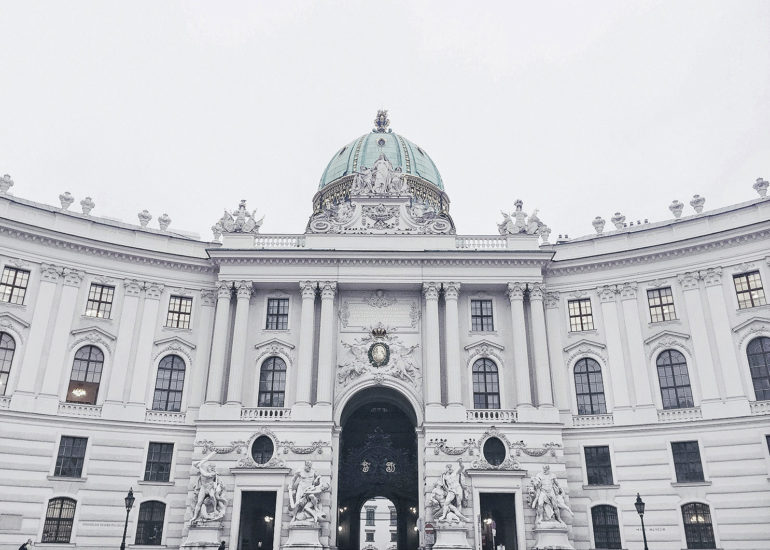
[1,112,769,550]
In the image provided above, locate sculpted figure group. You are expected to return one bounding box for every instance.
[429,460,470,524]
[498,199,546,236]
[351,154,406,195]
[529,464,572,525]
[190,452,228,525]
[288,461,330,524]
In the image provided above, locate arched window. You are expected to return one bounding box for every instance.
[591,505,622,549]
[67,345,104,405]
[0,332,16,396]
[657,349,694,409]
[472,358,500,409]
[258,356,286,407]
[574,358,607,415]
[682,502,716,549]
[747,336,770,400]
[136,501,166,545]
[152,355,186,412]
[42,497,76,543]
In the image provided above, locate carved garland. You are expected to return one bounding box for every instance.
[428,438,477,456]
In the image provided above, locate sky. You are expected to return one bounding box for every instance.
[1,0,769,240]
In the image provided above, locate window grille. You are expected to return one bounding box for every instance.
[682,502,716,549]
[591,505,622,549]
[135,501,166,545]
[266,298,289,330]
[733,271,766,309]
[85,283,114,318]
[166,295,193,329]
[672,441,705,483]
[574,358,607,415]
[647,287,676,322]
[42,498,76,543]
[584,446,613,485]
[657,349,694,409]
[471,299,494,331]
[568,298,594,332]
[144,442,174,482]
[0,266,30,304]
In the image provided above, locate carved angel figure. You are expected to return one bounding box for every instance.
[351,167,373,194]
[190,451,227,525]
[529,465,571,525]
[288,461,330,523]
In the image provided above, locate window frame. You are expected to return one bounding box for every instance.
[656,349,695,410]
[365,507,375,527]
[53,435,89,479]
[40,497,77,544]
[0,331,17,396]
[567,298,595,332]
[647,286,677,323]
[66,344,105,405]
[135,499,167,546]
[573,357,608,415]
[151,354,186,412]
[84,282,115,319]
[265,296,290,331]
[470,298,495,332]
[733,271,766,310]
[583,445,614,487]
[0,266,30,305]
[746,336,770,401]
[590,504,623,550]
[143,442,175,483]
[257,355,288,407]
[165,295,193,330]
[670,440,707,484]
[680,501,717,549]
[471,357,501,410]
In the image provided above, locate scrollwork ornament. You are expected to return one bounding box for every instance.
[506,282,525,301]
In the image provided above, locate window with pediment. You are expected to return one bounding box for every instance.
[574,357,607,415]
[747,336,770,400]
[657,349,694,409]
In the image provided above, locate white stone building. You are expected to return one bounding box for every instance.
[0,112,769,550]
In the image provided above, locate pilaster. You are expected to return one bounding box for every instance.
[203,281,233,407]
[529,283,554,408]
[443,282,464,408]
[294,281,317,412]
[596,285,632,415]
[126,282,164,419]
[618,282,657,421]
[544,292,570,411]
[315,281,337,411]
[225,281,254,405]
[507,282,533,413]
[423,282,442,410]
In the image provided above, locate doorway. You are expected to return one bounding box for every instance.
[480,493,517,550]
[336,387,419,550]
[238,491,277,550]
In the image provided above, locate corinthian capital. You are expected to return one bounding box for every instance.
[529,283,546,301]
[236,280,253,299]
[443,282,461,301]
[62,268,85,287]
[40,263,62,282]
[677,272,700,291]
[200,288,217,306]
[422,282,439,301]
[216,281,233,299]
[544,291,560,309]
[596,285,618,302]
[300,281,317,299]
[124,279,143,297]
[700,267,723,287]
[145,282,165,300]
[320,281,337,300]
[506,282,525,301]
[619,282,638,300]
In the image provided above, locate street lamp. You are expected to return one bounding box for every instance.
[120,487,135,550]
[634,493,649,550]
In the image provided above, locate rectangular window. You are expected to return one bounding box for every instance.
[733,271,766,309]
[391,531,398,542]
[85,283,114,318]
[647,287,677,322]
[266,298,289,330]
[471,299,494,331]
[365,532,374,542]
[54,436,87,478]
[166,295,193,329]
[584,445,613,486]
[365,508,375,526]
[672,441,705,483]
[390,508,397,526]
[0,266,30,305]
[568,298,594,332]
[144,442,174,482]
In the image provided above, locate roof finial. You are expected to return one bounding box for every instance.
[373,109,390,133]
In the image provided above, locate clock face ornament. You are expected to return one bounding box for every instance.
[368,342,390,367]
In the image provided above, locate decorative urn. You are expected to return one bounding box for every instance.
[690,194,706,213]
[669,200,684,218]
[80,196,95,215]
[610,212,626,229]
[592,216,606,234]
[754,177,769,198]
[59,192,74,210]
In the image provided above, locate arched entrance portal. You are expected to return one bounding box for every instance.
[337,387,419,550]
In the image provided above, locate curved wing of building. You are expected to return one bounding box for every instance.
[0,113,769,550]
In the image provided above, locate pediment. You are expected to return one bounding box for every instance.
[562,339,606,354]
[643,330,691,346]
[70,326,117,341]
[254,338,295,364]
[731,316,770,347]
[731,316,770,333]
[464,340,505,362]
[254,338,295,352]
[70,326,117,353]
[153,336,196,350]
[0,311,30,330]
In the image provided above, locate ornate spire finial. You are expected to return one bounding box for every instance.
[373,109,390,133]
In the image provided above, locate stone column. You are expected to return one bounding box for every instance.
[128,283,164,407]
[529,283,554,407]
[14,264,61,402]
[597,286,631,409]
[105,279,143,406]
[506,282,532,408]
[204,281,232,404]
[226,281,253,405]
[678,272,721,403]
[190,289,217,408]
[618,283,654,408]
[443,282,463,407]
[544,292,570,410]
[295,281,317,407]
[701,268,746,403]
[315,281,337,407]
[39,268,84,407]
[423,282,442,407]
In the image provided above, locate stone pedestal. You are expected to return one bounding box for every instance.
[282,521,324,550]
[432,523,471,550]
[182,523,223,549]
[532,520,574,550]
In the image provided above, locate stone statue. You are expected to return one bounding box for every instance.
[529,465,571,525]
[498,200,547,236]
[430,460,470,523]
[288,461,330,524]
[351,167,373,194]
[372,154,392,193]
[213,200,264,236]
[190,451,228,525]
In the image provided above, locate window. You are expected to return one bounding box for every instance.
[682,502,716,549]
[54,436,87,478]
[365,508,375,526]
[733,271,766,309]
[365,531,375,542]
[591,505,622,549]
[152,355,185,412]
[258,356,287,407]
[584,446,613,486]
[144,442,174,482]
[657,349,694,409]
[747,336,770,400]
[266,297,289,330]
[85,283,114,318]
[472,358,500,409]
[568,298,594,332]
[647,287,677,322]
[390,531,398,542]
[0,332,16,395]
[471,299,494,331]
[574,358,607,415]
[390,508,397,526]
[672,441,705,483]
[135,501,166,546]
[166,295,193,329]
[66,345,104,405]
[0,266,30,304]
[251,435,274,465]
[483,436,507,466]
[41,497,76,543]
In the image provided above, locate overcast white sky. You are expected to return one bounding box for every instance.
[1,1,769,239]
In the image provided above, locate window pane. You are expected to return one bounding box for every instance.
[672,441,705,483]
[145,442,174,482]
[574,358,606,414]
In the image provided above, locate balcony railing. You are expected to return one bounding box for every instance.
[241,407,292,421]
[58,402,102,418]
[455,236,508,249]
[571,413,614,427]
[750,400,770,415]
[466,409,517,422]
[657,406,703,423]
[254,235,306,249]
[145,410,187,424]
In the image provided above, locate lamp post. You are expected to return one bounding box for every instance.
[120,487,135,550]
[634,493,649,550]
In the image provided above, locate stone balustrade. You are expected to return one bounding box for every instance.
[657,406,703,423]
[58,402,102,418]
[466,408,518,422]
[455,235,508,249]
[145,410,187,424]
[254,235,306,248]
[571,413,614,427]
[750,400,770,415]
[241,407,292,421]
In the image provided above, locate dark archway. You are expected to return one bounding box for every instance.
[337,387,419,550]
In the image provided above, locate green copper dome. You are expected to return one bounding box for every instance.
[318,112,444,190]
